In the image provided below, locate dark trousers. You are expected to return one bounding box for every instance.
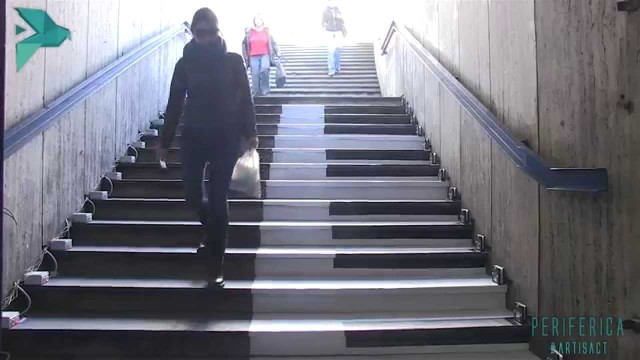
[181,132,239,260]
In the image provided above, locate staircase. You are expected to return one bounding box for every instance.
[256,44,381,96]
[4,44,537,359]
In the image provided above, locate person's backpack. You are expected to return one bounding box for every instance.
[275,57,287,88]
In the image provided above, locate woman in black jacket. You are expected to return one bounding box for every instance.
[157,8,258,288]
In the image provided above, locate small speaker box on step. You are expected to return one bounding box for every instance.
[131,141,146,149]
[119,155,136,164]
[23,271,50,286]
[89,191,108,201]
[106,172,122,181]
[49,238,72,251]
[2,312,21,329]
[71,213,92,224]
[141,129,158,137]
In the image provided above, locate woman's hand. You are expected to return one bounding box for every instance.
[247,136,259,149]
[238,137,259,157]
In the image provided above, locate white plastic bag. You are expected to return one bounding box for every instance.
[230,149,261,198]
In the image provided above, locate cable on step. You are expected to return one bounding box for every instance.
[2,282,19,311]
[51,219,72,241]
[0,351,11,359]
[26,249,46,274]
[2,246,48,311]
[2,217,69,311]
[127,144,139,160]
[1,281,31,317]
[83,197,96,216]
[43,248,59,276]
[101,175,114,196]
[15,284,32,317]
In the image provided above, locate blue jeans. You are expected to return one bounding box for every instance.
[327,31,343,75]
[250,54,271,96]
[328,47,342,75]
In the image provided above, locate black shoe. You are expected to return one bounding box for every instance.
[208,274,225,289]
[206,257,225,289]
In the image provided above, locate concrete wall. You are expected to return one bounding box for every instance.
[3,0,210,297]
[376,1,639,359]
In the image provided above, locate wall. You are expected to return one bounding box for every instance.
[3,0,210,297]
[377,0,539,313]
[535,1,639,359]
[376,0,639,359]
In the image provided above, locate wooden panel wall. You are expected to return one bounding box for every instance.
[621,11,640,359]
[377,0,539,314]
[423,1,441,156]
[458,0,492,240]
[42,0,90,246]
[437,0,460,186]
[421,0,440,59]
[115,0,143,157]
[487,0,539,313]
[3,0,200,297]
[84,0,119,192]
[378,0,639,358]
[535,0,640,358]
[140,4,163,127]
[2,141,43,294]
[158,0,181,114]
[3,0,47,297]
[4,0,46,130]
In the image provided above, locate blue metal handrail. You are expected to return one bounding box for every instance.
[381,21,608,192]
[4,22,191,159]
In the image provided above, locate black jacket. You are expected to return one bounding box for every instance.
[160,38,257,149]
[322,6,346,34]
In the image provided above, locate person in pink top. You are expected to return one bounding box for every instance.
[242,15,281,96]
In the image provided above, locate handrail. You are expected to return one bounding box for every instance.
[4,22,191,159]
[381,21,608,192]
